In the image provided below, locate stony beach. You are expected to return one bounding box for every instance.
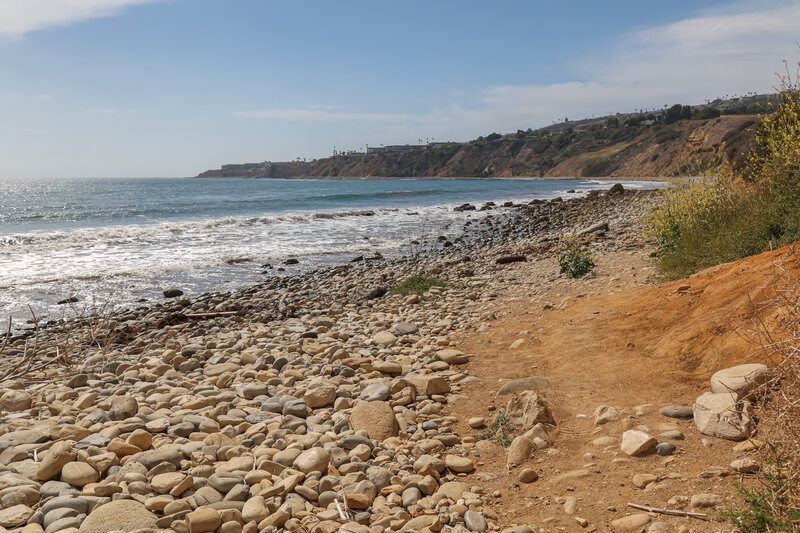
[0,186,767,533]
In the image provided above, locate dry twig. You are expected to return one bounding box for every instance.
[627,503,708,520]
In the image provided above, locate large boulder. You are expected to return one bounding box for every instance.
[505,391,554,430]
[349,401,399,441]
[0,390,32,412]
[693,392,754,440]
[710,364,771,399]
[80,500,157,533]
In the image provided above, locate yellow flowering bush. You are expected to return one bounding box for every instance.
[647,65,800,278]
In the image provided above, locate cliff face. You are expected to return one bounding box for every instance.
[196,115,759,179]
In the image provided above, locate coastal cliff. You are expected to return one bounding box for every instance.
[197,114,759,179]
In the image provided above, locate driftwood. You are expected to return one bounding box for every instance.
[627,502,708,520]
[184,311,239,318]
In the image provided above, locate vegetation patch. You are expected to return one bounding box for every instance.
[646,69,800,279]
[389,275,446,296]
[556,237,596,278]
[479,409,515,447]
[720,446,800,532]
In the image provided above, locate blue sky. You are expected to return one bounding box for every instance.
[0,0,798,177]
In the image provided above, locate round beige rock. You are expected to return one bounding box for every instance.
[37,441,76,481]
[444,454,474,473]
[108,396,138,421]
[611,513,651,532]
[468,417,485,428]
[0,390,32,412]
[241,496,269,523]
[186,507,221,533]
[61,461,99,487]
[349,401,399,441]
[293,447,330,474]
[632,473,658,488]
[518,468,538,483]
[304,382,337,408]
[151,472,186,494]
[710,364,770,399]
[79,499,157,533]
[0,504,34,528]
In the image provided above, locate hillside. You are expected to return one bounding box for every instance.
[197,107,763,179]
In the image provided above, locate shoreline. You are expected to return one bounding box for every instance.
[194,175,669,182]
[3,186,660,342]
[1,179,664,332]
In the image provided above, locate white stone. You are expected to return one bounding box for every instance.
[693,392,754,440]
[710,364,770,399]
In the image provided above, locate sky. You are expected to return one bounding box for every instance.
[0,0,798,177]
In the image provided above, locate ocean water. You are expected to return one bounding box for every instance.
[0,177,660,327]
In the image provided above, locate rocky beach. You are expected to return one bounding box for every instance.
[0,186,772,533]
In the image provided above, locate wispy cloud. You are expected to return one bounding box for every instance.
[464,2,800,132]
[234,108,412,122]
[244,1,799,147]
[0,0,166,38]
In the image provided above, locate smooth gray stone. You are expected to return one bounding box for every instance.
[656,442,676,456]
[76,434,110,450]
[44,515,83,533]
[43,507,78,529]
[465,510,488,532]
[497,376,550,395]
[360,384,390,402]
[41,496,88,516]
[659,405,693,419]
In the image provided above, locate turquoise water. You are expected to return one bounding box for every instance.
[0,177,660,324]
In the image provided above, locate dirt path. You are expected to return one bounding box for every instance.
[441,246,794,532]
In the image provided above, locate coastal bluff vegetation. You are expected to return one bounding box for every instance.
[197,95,765,179]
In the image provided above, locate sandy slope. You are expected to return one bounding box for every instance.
[442,245,798,531]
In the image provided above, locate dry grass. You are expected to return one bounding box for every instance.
[754,263,800,505]
[728,255,800,530]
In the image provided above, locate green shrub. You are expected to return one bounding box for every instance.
[389,275,446,296]
[719,445,800,532]
[557,238,596,278]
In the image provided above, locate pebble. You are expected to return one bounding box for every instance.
[468,417,486,428]
[464,510,488,532]
[445,455,475,473]
[620,430,657,456]
[656,442,676,456]
[730,458,759,473]
[659,405,693,419]
[518,468,538,483]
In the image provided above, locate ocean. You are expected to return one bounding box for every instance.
[0,177,660,327]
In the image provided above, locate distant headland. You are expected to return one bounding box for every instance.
[196,95,766,179]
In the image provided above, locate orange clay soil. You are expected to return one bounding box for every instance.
[443,244,800,532]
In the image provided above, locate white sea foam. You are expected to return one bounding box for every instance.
[0,178,664,325]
